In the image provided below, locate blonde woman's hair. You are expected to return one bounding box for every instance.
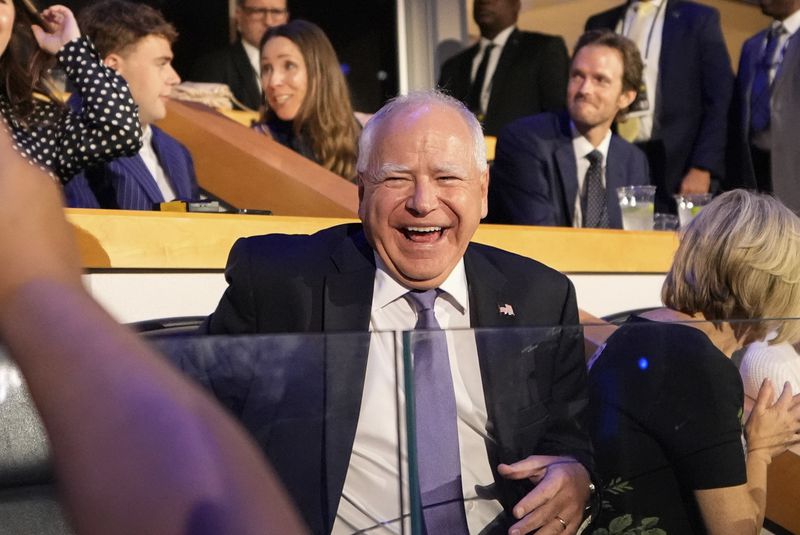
[663,189,800,344]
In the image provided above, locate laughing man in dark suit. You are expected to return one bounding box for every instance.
[204,90,596,534]
[488,31,650,228]
[438,0,569,136]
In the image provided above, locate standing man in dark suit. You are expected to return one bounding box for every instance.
[728,0,800,214]
[203,91,595,535]
[488,31,650,228]
[65,0,199,210]
[438,0,568,136]
[586,0,734,213]
[191,0,289,111]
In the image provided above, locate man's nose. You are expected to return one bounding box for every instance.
[168,65,181,86]
[406,179,439,215]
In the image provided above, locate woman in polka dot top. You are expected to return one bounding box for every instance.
[0,2,142,181]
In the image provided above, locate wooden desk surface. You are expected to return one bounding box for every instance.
[66,209,678,272]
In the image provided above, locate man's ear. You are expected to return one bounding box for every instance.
[619,89,637,112]
[480,166,490,220]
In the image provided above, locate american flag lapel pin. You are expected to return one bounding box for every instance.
[498,303,515,316]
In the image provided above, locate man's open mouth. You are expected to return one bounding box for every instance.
[402,226,444,242]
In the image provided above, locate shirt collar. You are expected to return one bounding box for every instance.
[479,25,515,49]
[141,124,153,146]
[778,9,800,37]
[570,121,612,161]
[630,0,665,11]
[372,253,468,314]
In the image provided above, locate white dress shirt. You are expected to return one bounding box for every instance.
[470,25,515,115]
[139,126,176,202]
[619,0,666,141]
[571,124,612,227]
[332,256,503,534]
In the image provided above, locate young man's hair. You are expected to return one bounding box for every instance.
[78,0,178,58]
[572,29,644,96]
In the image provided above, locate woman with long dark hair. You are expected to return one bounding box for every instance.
[255,20,359,181]
[0,1,140,180]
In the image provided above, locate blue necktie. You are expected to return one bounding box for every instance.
[750,23,786,134]
[405,290,469,535]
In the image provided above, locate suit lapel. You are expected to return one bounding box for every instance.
[115,154,164,205]
[321,229,376,530]
[464,245,535,476]
[773,32,800,99]
[554,115,579,225]
[605,136,629,228]
[486,29,519,115]
[233,40,261,107]
[151,127,190,200]
[655,0,682,135]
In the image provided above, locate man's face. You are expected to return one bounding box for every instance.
[567,44,635,135]
[235,0,289,48]
[358,104,489,290]
[107,35,180,126]
[473,0,520,38]
[0,0,14,59]
[760,0,800,20]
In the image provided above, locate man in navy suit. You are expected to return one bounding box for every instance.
[488,31,650,228]
[191,0,290,111]
[727,0,800,214]
[65,1,199,210]
[586,0,734,213]
[438,0,568,136]
[203,91,595,534]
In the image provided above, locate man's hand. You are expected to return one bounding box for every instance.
[0,123,82,308]
[498,455,591,535]
[31,5,80,55]
[679,167,711,195]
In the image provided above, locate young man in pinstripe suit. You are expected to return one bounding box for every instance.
[65,0,200,210]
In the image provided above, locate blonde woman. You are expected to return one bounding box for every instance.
[587,190,800,535]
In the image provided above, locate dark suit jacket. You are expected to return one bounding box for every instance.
[200,223,593,534]
[438,29,569,136]
[190,40,262,111]
[586,0,733,205]
[64,126,199,210]
[727,27,800,213]
[487,112,650,227]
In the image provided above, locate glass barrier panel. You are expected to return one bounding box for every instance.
[0,319,798,534]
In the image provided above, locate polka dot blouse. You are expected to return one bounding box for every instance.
[0,36,143,182]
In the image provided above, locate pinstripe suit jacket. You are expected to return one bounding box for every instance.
[65,125,199,210]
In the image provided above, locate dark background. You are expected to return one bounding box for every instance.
[56,0,399,112]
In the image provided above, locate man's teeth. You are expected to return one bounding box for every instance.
[406,227,441,233]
